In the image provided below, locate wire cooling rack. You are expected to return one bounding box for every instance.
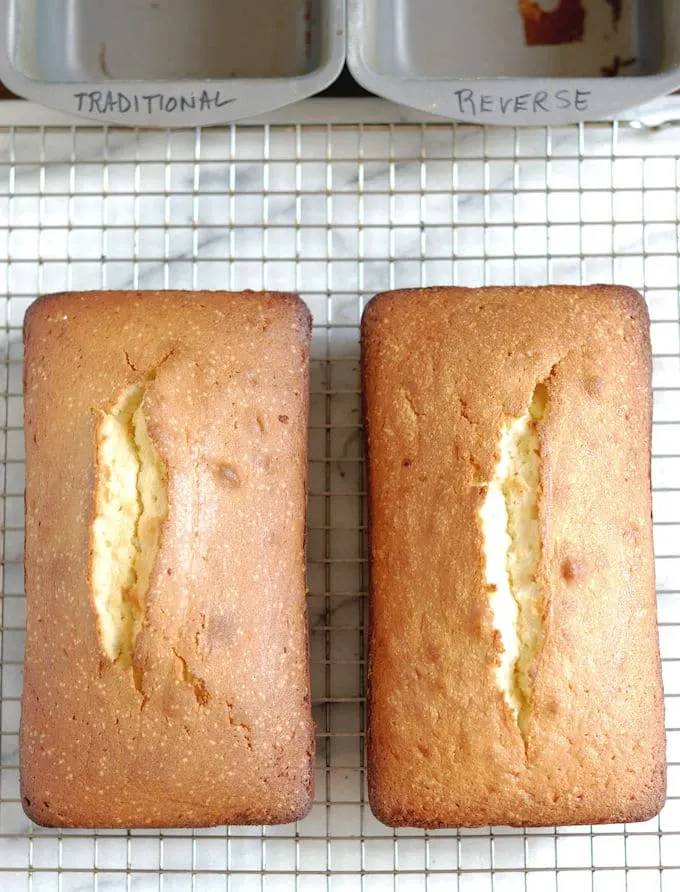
[0,117,678,891]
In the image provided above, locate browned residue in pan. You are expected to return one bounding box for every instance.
[519,0,586,46]
[304,1,314,53]
[605,0,623,29]
[600,55,636,77]
[99,42,111,77]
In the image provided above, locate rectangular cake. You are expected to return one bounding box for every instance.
[21,290,314,828]
[362,285,665,828]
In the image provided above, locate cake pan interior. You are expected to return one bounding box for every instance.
[360,0,667,80]
[11,0,322,82]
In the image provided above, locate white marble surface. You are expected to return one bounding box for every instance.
[0,119,677,890]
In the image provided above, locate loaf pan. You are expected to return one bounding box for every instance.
[0,0,345,126]
[347,0,680,125]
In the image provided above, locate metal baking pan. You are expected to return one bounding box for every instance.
[0,0,345,126]
[1,1,680,126]
[347,0,680,125]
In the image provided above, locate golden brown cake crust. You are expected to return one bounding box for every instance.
[363,286,665,828]
[22,290,314,828]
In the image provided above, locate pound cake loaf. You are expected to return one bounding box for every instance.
[22,290,314,828]
[363,285,665,828]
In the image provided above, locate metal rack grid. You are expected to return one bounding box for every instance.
[0,119,678,891]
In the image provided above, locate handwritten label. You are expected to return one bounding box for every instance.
[73,89,235,117]
[453,87,592,117]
